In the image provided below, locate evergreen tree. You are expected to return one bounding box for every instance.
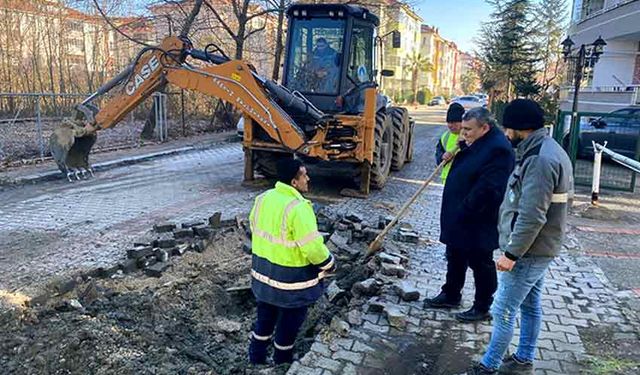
[477,0,541,101]
[534,0,568,92]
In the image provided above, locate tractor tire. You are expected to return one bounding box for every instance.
[370,111,393,189]
[254,150,292,179]
[390,107,410,170]
[405,119,415,163]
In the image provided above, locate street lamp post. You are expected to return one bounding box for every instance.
[561,35,607,162]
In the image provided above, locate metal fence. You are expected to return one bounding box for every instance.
[0,91,235,167]
[553,110,640,191]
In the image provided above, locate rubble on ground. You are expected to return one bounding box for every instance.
[0,207,425,374]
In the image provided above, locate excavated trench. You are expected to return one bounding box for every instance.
[0,209,373,375]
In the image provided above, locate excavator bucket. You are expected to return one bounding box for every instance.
[49,119,97,181]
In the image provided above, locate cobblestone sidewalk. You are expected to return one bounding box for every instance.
[289,179,640,375]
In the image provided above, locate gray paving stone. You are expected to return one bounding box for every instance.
[330,338,354,351]
[310,342,331,357]
[558,316,589,328]
[539,349,576,362]
[536,339,555,351]
[287,361,324,375]
[538,330,567,342]
[342,363,358,375]
[535,359,563,373]
[552,340,585,354]
[570,311,600,322]
[352,341,375,353]
[546,322,579,336]
[315,356,342,372]
[362,313,379,324]
[332,350,363,365]
[565,333,581,344]
[362,321,389,334]
[349,330,371,341]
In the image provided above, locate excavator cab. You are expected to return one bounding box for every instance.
[282,4,380,115]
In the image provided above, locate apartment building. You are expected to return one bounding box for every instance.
[0,0,154,93]
[419,24,461,97]
[561,0,640,112]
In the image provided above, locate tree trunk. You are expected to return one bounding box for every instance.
[412,69,418,104]
[271,0,286,81]
[142,0,204,140]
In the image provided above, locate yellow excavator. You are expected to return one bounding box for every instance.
[49,4,414,194]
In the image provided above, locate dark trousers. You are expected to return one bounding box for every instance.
[249,301,308,365]
[441,245,497,311]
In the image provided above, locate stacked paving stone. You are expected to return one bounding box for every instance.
[121,212,243,278]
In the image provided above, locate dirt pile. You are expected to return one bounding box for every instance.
[0,227,255,375]
[0,208,391,375]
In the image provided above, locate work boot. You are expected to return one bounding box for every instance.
[424,292,461,309]
[498,354,534,374]
[465,362,497,374]
[455,307,491,322]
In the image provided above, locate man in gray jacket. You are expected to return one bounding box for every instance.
[468,99,573,375]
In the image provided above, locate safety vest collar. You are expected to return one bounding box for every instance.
[274,182,308,204]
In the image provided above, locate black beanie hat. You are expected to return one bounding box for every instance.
[446,103,465,123]
[502,99,545,130]
[277,158,303,184]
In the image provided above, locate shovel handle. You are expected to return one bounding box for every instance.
[367,147,459,256]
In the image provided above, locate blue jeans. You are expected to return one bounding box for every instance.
[481,256,554,370]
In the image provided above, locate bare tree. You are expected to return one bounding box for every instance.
[202,0,274,60]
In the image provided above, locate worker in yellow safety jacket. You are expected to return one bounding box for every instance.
[435,102,465,183]
[248,158,335,365]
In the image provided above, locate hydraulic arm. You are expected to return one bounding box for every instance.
[50,36,340,180]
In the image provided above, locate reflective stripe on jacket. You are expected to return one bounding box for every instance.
[440,130,459,183]
[249,182,334,308]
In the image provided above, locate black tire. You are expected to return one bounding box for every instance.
[370,111,393,189]
[405,120,415,163]
[390,107,410,170]
[254,150,292,179]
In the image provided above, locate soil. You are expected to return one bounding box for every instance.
[0,229,256,375]
[579,325,640,375]
[0,210,374,375]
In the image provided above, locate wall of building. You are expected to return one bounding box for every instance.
[592,39,638,87]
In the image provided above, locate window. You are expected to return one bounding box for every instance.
[67,38,85,51]
[67,21,83,33]
[348,25,373,85]
[286,18,345,94]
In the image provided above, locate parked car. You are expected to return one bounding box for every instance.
[473,93,488,106]
[567,107,640,159]
[452,95,484,110]
[429,96,446,106]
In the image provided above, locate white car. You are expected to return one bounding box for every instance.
[452,95,485,110]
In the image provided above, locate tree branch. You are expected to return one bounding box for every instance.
[180,0,204,37]
[245,24,267,39]
[203,0,237,39]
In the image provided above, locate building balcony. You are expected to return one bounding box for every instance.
[570,0,640,42]
[559,85,640,112]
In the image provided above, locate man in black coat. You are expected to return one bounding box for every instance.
[425,107,515,322]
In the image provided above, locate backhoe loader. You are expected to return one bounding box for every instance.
[49,3,414,194]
